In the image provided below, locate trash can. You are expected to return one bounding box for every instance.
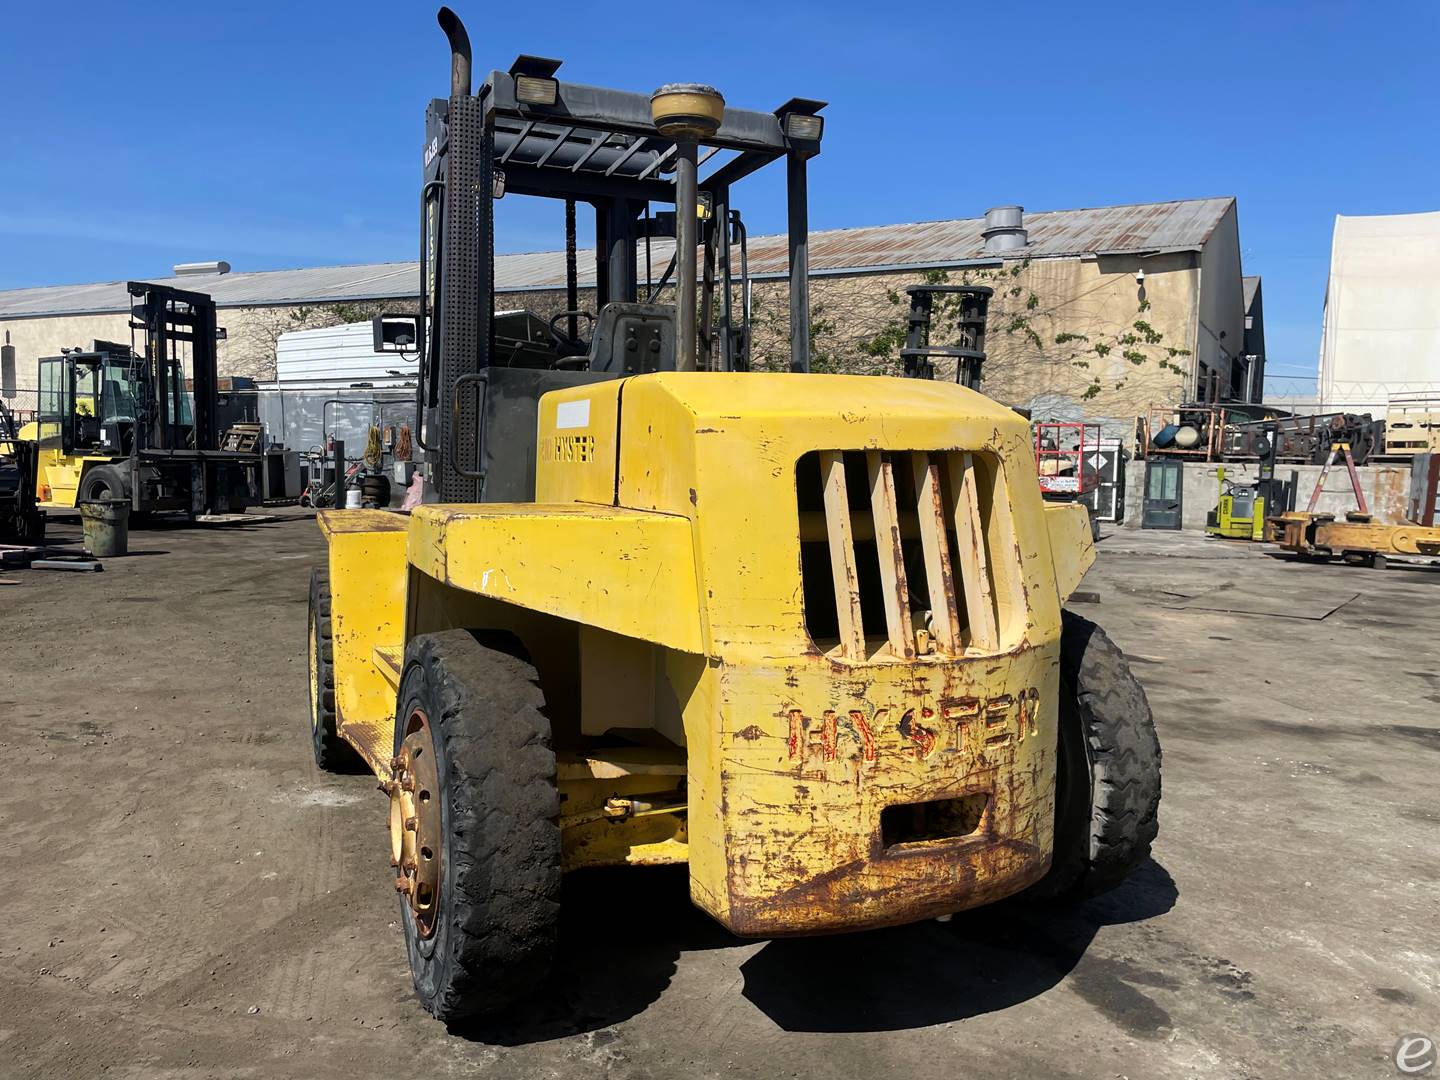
[79,499,131,558]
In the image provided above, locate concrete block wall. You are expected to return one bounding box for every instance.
[1119,458,1413,531]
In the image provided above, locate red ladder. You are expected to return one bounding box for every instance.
[1305,441,1369,517]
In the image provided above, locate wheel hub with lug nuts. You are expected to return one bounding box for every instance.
[386,709,442,937]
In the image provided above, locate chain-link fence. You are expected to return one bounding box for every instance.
[0,388,40,426]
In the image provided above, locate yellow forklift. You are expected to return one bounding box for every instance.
[307,6,1161,1023]
[25,283,259,515]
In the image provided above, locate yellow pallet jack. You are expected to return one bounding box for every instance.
[1206,466,1268,540]
[1207,420,1282,541]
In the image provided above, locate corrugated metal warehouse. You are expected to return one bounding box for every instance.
[0,196,1260,421]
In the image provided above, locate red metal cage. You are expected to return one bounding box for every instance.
[1034,421,1102,496]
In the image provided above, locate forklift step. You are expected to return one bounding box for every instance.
[373,646,403,691]
[337,716,393,772]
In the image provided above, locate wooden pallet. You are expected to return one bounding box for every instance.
[220,423,263,452]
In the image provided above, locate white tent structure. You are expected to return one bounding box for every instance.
[1318,209,1440,411]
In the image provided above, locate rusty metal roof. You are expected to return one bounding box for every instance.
[0,197,1234,318]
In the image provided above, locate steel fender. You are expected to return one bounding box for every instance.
[317,509,410,767]
[1044,501,1094,603]
[407,503,705,654]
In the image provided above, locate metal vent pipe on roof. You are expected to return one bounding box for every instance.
[173,261,230,276]
[982,205,1027,254]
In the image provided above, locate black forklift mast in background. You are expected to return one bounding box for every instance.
[410,6,826,503]
[901,285,993,387]
[127,280,221,455]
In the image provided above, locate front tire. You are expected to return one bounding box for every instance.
[395,630,560,1024]
[1034,610,1161,898]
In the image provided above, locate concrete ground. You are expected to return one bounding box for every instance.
[2,514,1437,1079]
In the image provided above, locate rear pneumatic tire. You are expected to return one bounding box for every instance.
[396,630,560,1024]
[307,567,363,771]
[78,464,130,503]
[1032,610,1161,899]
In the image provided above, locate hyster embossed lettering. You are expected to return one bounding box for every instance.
[540,434,596,463]
[782,691,1039,767]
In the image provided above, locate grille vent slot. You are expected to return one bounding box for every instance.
[798,450,1018,660]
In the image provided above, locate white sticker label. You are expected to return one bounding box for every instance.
[555,400,590,430]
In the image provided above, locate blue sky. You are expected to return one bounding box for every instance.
[2,0,1436,380]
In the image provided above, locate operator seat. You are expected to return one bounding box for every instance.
[74,414,102,448]
[585,303,676,375]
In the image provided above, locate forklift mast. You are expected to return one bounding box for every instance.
[126,281,222,454]
[417,6,826,502]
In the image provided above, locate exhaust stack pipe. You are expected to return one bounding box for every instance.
[437,6,472,97]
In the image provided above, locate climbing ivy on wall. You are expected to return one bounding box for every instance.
[744,259,1191,406]
[885,262,1190,401]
